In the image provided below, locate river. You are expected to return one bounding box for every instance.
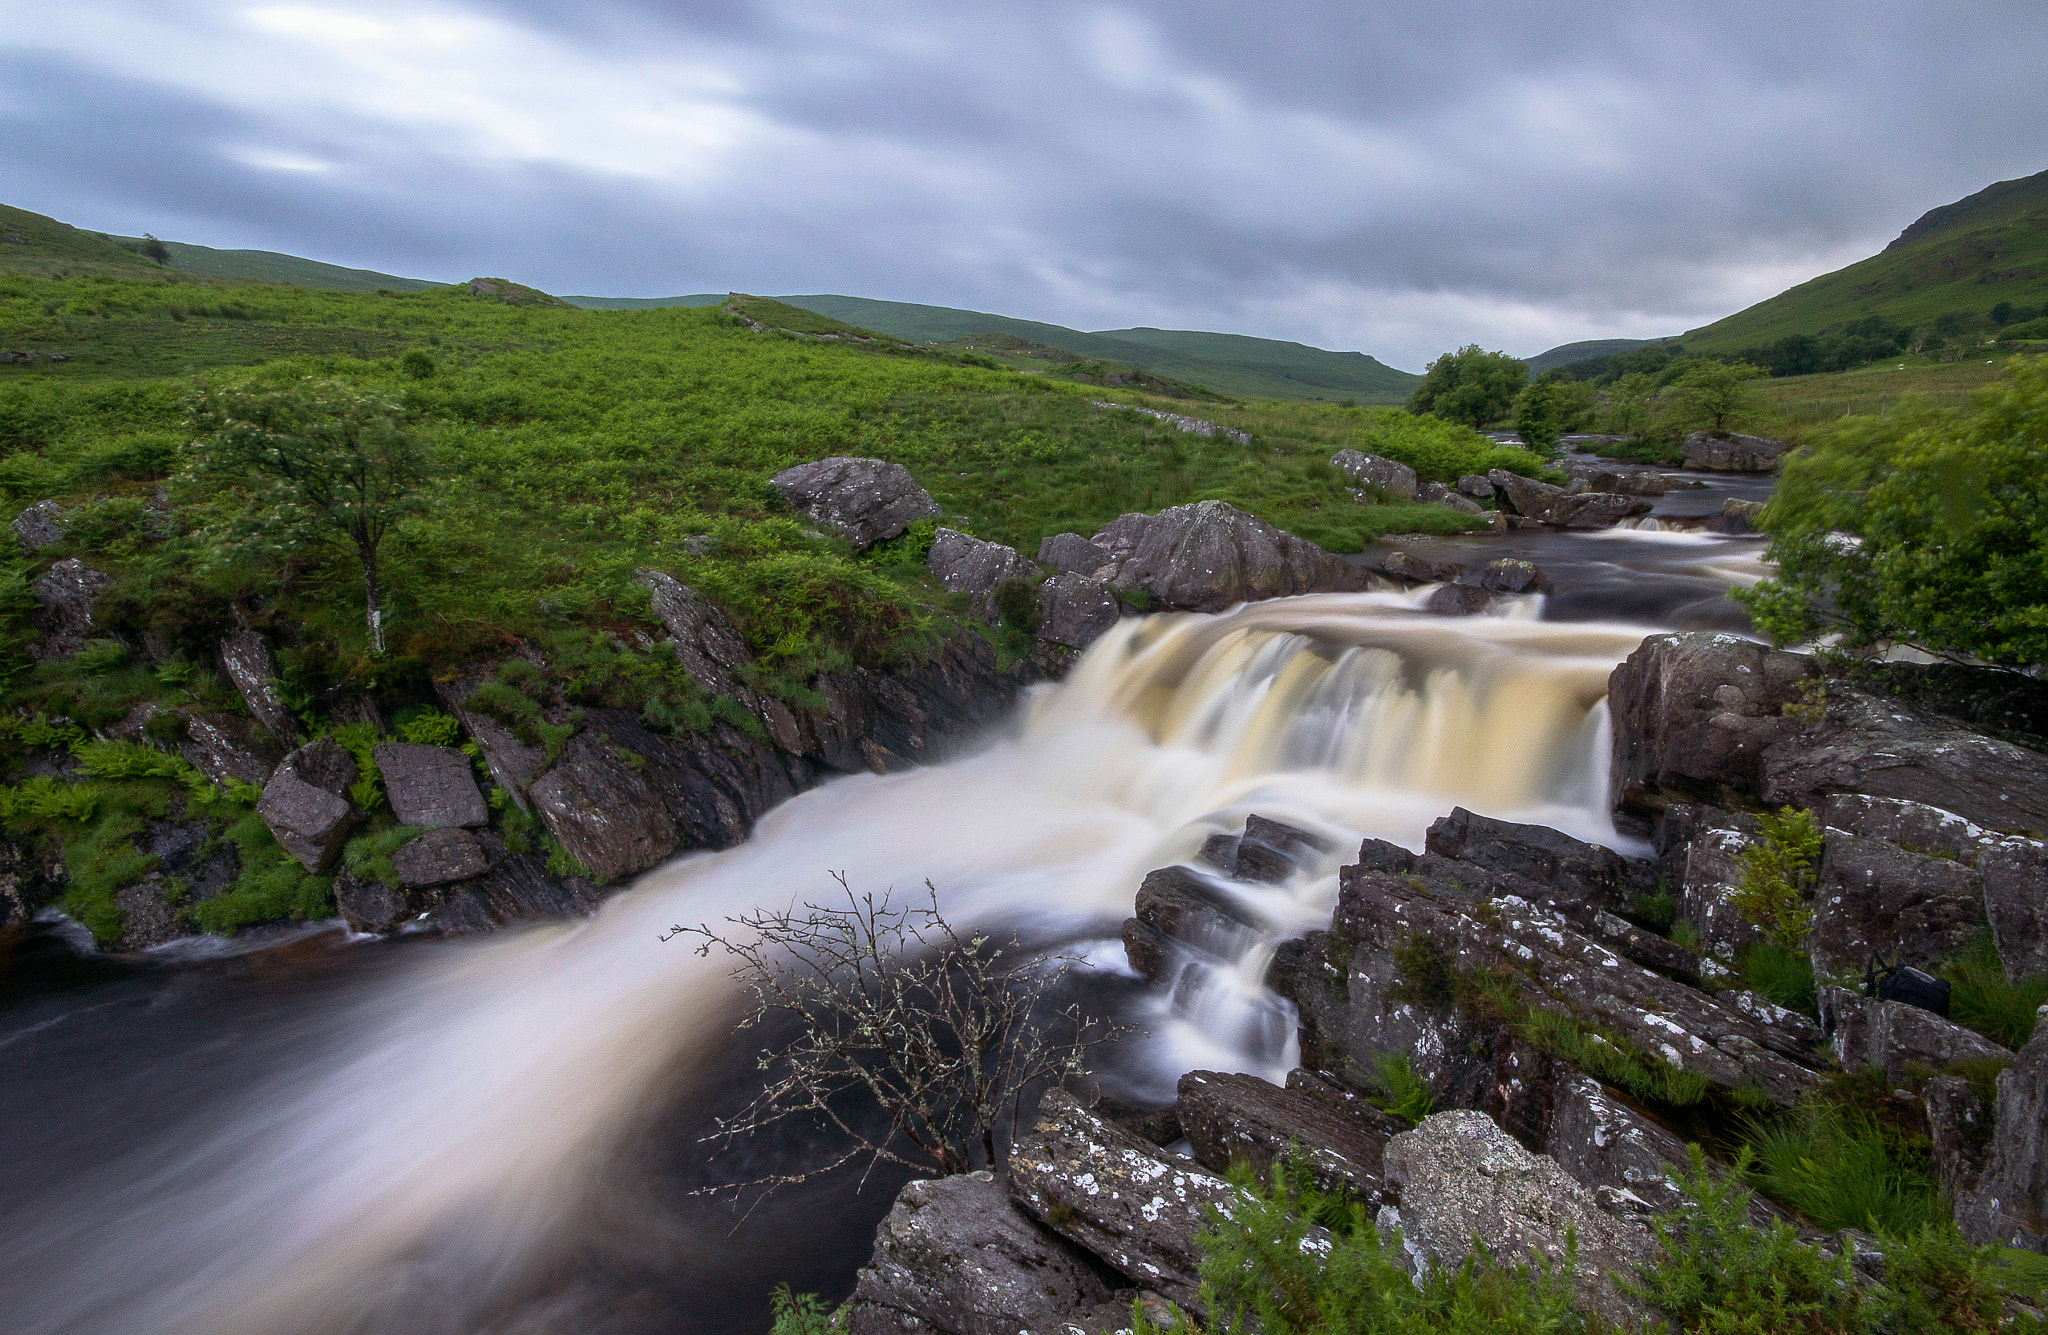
[0,467,1772,1335]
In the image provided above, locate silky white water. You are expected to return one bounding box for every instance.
[5,591,1652,1335]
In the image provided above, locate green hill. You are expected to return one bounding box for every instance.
[1684,168,2048,353]
[561,293,725,310]
[0,203,179,280]
[1526,338,1664,374]
[134,238,444,293]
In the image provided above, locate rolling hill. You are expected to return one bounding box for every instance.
[0,202,180,280]
[132,239,444,293]
[1526,337,1666,374]
[1682,168,2048,352]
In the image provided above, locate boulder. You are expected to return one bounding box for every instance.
[1438,491,1485,515]
[769,457,940,548]
[1330,450,1418,501]
[1091,500,1367,613]
[333,875,414,935]
[11,499,63,550]
[1818,985,2014,1078]
[373,743,488,829]
[256,739,362,873]
[1954,1014,2048,1251]
[1,839,57,928]
[176,711,283,788]
[1476,558,1548,594]
[1424,807,1638,916]
[1037,532,1113,575]
[1176,1069,1389,1200]
[1006,1090,1243,1310]
[1809,829,1986,977]
[1716,498,1767,534]
[1541,1072,1695,1216]
[527,731,678,882]
[1380,550,1462,584]
[1682,431,1791,473]
[1423,583,1494,616]
[29,558,113,659]
[1985,838,2048,981]
[1380,1111,1657,1327]
[1455,474,1494,500]
[217,628,299,746]
[1557,492,1656,528]
[849,1171,1122,1335]
[1035,573,1120,650]
[1488,469,1570,523]
[389,827,490,888]
[634,569,753,698]
[926,529,1035,625]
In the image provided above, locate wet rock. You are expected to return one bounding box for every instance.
[1037,532,1113,575]
[1380,550,1462,583]
[1565,463,1667,497]
[1331,450,1418,501]
[1476,558,1548,594]
[30,558,114,659]
[334,875,413,935]
[1131,864,1269,957]
[176,711,283,788]
[11,499,63,550]
[635,568,753,698]
[256,740,362,873]
[1177,1069,1389,1200]
[1380,1111,1657,1328]
[1423,583,1494,616]
[1606,631,1818,818]
[1488,470,1570,523]
[1092,500,1367,613]
[1091,1094,1184,1147]
[1818,985,2014,1078]
[1682,431,1791,473]
[769,456,940,548]
[390,827,490,888]
[374,742,488,829]
[424,838,603,932]
[849,1170,1120,1335]
[1558,492,1656,528]
[1035,573,1120,650]
[1456,474,1494,499]
[1954,1014,2048,1251]
[1923,1075,1994,1206]
[217,628,300,746]
[1985,838,2048,980]
[1006,1090,1244,1310]
[1810,829,1986,977]
[527,730,678,882]
[1234,814,1333,885]
[1716,497,1767,533]
[1485,471,1650,529]
[114,883,184,951]
[927,529,1036,624]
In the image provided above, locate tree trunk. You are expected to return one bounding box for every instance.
[363,556,384,656]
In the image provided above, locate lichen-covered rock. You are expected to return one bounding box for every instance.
[1923,1075,1993,1207]
[373,742,489,829]
[527,731,677,882]
[30,558,113,660]
[1092,500,1367,613]
[1476,558,1548,594]
[1381,1111,1658,1327]
[1541,1072,1693,1216]
[436,666,552,810]
[1810,829,1986,976]
[390,827,490,887]
[1035,573,1120,650]
[256,740,362,873]
[849,1171,1121,1335]
[769,456,940,548]
[926,528,1035,624]
[1716,497,1766,533]
[1331,450,1418,501]
[1379,550,1462,584]
[1820,793,1997,860]
[1818,985,2014,1078]
[634,568,753,698]
[1681,431,1791,472]
[11,499,63,550]
[176,711,283,788]
[114,883,184,951]
[1037,531,1113,575]
[1983,838,2048,982]
[1176,1069,1388,1200]
[1954,1013,2048,1251]
[1557,492,1656,528]
[1425,807,1641,914]
[1006,1090,1245,1310]
[1456,474,1494,499]
[217,628,300,746]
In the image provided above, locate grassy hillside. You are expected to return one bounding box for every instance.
[1090,327,1417,400]
[0,203,179,281]
[1685,169,2048,353]
[562,293,725,310]
[1526,338,1664,374]
[134,238,444,293]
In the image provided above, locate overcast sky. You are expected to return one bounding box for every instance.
[4,1,2044,369]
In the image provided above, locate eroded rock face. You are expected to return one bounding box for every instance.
[1955,1015,2048,1251]
[1121,864,1268,981]
[1810,829,1987,976]
[850,1171,1122,1335]
[390,827,490,887]
[1923,1075,1994,1207]
[1425,807,1639,915]
[1176,1069,1388,1200]
[373,742,488,829]
[1985,838,2048,981]
[218,629,300,746]
[635,568,754,699]
[527,731,678,882]
[1381,1111,1657,1328]
[1541,1073,1693,1216]
[1035,573,1120,650]
[1037,532,1113,575]
[1092,500,1367,613]
[926,529,1035,625]
[30,558,114,659]
[1818,985,2014,1078]
[769,457,940,548]
[1331,450,1418,501]
[1681,432,1791,473]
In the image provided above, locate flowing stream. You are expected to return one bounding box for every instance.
[0,490,1770,1335]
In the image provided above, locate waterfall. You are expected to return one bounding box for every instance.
[1,591,1651,1335]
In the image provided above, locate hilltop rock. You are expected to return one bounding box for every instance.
[1682,431,1791,472]
[926,528,1035,624]
[770,457,940,548]
[1035,573,1119,650]
[1037,532,1113,574]
[1092,499,1367,612]
[30,558,113,659]
[373,742,488,829]
[463,277,573,308]
[11,500,63,550]
[1331,450,1418,501]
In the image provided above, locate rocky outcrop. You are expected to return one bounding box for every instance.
[1657,805,1765,964]
[926,529,1035,625]
[1985,838,2048,980]
[769,457,940,548]
[635,568,755,699]
[389,827,490,887]
[1035,573,1120,650]
[1331,450,1418,501]
[372,743,488,829]
[1681,431,1791,473]
[218,628,299,746]
[1037,532,1112,575]
[29,558,113,659]
[1487,471,1653,529]
[1176,1068,1389,1200]
[12,499,63,550]
[1955,1015,2048,1251]
[1417,481,1485,515]
[527,730,679,882]
[1379,550,1463,584]
[1092,500,1367,613]
[1456,474,1494,499]
[176,711,283,788]
[256,739,361,872]
[1380,1111,1657,1328]
[1819,985,2014,1078]
[1810,829,1987,976]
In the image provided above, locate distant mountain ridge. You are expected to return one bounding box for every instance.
[1525,337,1667,374]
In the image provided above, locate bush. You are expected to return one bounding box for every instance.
[1406,345,1529,427]
[1731,807,1822,952]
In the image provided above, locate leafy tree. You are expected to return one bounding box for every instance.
[184,379,429,655]
[1600,372,1658,438]
[1407,345,1528,427]
[1670,359,1766,436]
[1736,359,2048,667]
[1512,379,1565,454]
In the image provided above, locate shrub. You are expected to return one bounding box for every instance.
[991,576,1041,633]
[1731,807,1822,951]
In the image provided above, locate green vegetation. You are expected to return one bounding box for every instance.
[767,1283,844,1335]
[1730,807,1823,952]
[1405,344,1528,428]
[1364,1052,1433,1127]
[134,238,443,293]
[1938,930,2047,1051]
[1669,359,1768,436]
[1740,1081,1941,1237]
[1732,941,1818,1015]
[1738,357,2048,667]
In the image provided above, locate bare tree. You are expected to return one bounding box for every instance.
[668,875,1123,1200]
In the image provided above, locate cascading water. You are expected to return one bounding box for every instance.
[0,591,1657,1335]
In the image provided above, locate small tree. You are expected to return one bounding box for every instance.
[1671,359,1766,437]
[1731,807,1823,951]
[185,379,427,655]
[670,876,1122,1200]
[1512,380,1565,454]
[1600,371,1658,437]
[1408,345,1529,427]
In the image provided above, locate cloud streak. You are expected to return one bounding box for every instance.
[3,0,2044,368]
